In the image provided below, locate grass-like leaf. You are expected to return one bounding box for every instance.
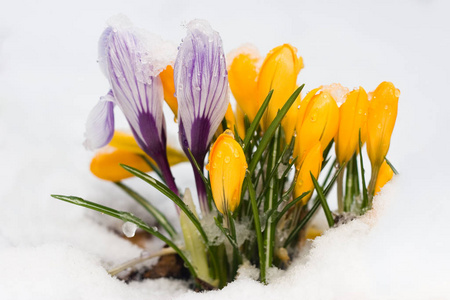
[120,164,209,244]
[243,90,273,152]
[114,181,177,238]
[310,172,334,227]
[248,85,304,174]
[246,172,266,283]
[385,157,399,175]
[358,131,369,210]
[51,194,197,277]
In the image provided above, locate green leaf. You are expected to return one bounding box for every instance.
[114,182,177,238]
[51,194,197,278]
[120,164,209,244]
[248,85,304,174]
[310,172,335,228]
[358,131,369,210]
[273,191,310,225]
[246,172,266,283]
[243,90,273,152]
[385,157,399,175]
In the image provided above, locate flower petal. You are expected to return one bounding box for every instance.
[174,20,229,157]
[83,91,115,150]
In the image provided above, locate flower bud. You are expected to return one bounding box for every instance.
[335,87,369,165]
[257,44,303,130]
[366,82,399,170]
[294,142,323,205]
[206,130,248,214]
[374,160,394,195]
[295,90,339,163]
[228,48,261,122]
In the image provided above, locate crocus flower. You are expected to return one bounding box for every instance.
[84,22,179,195]
[206,130,248,215]
[374,160,394,195]
[90,131,187,182]
[335,87,369,165]
[228,47,261,122]
[175,20,229,214]
[257,44,303,135]
[294,142,323,205]
[294,90,339,163]
[366,82,399,170]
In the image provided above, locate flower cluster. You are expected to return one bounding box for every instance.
[53,17,399,290]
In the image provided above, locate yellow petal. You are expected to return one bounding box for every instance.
[374,160,394,194]
[295,91,339,163]
[215,103,236,138]
[281,90,301,144]
[160,65,178,118]
[235,104,246,140]
[228,51,260,122]
[91,131,188,181]
[257,44,303,130]
[335,87,369,165]
[90,146,152,181]
[366,82,399,170]
[207,130,248,214]
[294,142,322,205]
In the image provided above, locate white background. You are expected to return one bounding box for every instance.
[1,0,449,299]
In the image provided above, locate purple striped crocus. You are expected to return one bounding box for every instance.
[84,21,179,197]
[174,20,229,214]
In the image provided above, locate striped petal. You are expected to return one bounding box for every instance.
[83,91,115,150]
[174,20,229,161]
[102,26,166,160]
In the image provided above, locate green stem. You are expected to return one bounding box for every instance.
[337,166,345,213]
[263,128,280,274]
[247,173,265,283]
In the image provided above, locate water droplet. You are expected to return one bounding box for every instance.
[122,222,137,238]
[297,179,303,186]
[224,156,230,163]
[395,89,401,97]
[212,162,217,169]
[384,105,389,110]
[234,151,240,158]
[377,123,382,129]
[357,109,363,115]
[217,151,222,158]
[151,226,158,232]
[310,113,317,122]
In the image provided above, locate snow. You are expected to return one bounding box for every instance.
[1,0,450,299]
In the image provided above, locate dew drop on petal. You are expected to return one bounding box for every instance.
[297,179,303,187]
[377,123,382,129]
[395,89,401,97]
[122,222,137,238]
[384,105,389,110]
[217,151,222,158]
[224,156,230,163]
[310,113,317,122]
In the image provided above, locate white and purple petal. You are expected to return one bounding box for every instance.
[83,91,115,150]
[174,20,229,161]
[101,26,166,159]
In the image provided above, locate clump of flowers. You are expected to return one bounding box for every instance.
[52,17,399,289]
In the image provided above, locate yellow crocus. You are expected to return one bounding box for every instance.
[295,91,339,163]
[228,51,260,122]
[374,160,394,195]
[335,87,369,165]
[206,130,248,214]
[366,82,399,170]
[159,65,178,118]
[215,103,236,138]
[294,142,323,205]
[282,90,301,144]
[91,131,187,181]
[257,44,303,131]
